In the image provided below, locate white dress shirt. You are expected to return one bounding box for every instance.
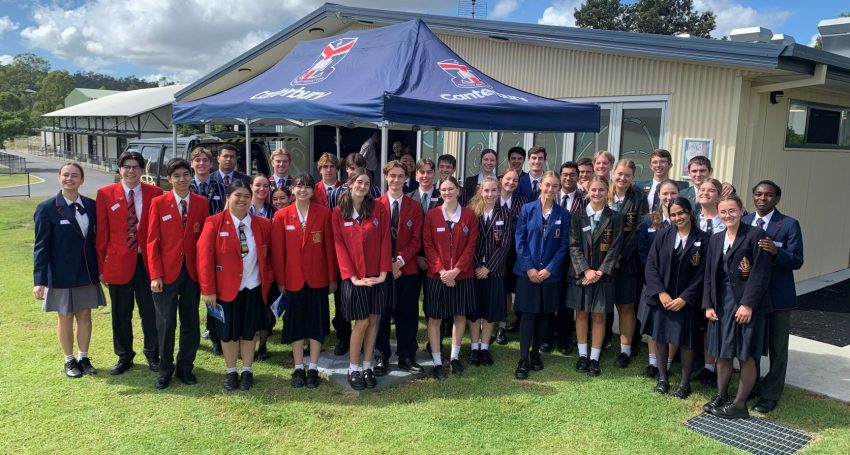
[230,212,261,290]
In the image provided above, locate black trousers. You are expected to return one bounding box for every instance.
[332,273,352,344]
[376,273,422,360]
[108,254,158,362]
[757,311,792,401]
[544,282,573,348]
[152,264,200,376]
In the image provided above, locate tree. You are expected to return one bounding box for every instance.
[32,70,75,124]
[0,111,31,148]
[574,0,716,38]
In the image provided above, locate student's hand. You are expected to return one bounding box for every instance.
[475,267,490,279]
[582,269,598,285]
[705,308,718,321]
[735,305,753,324]
[417,256,428,270]
[757,238,778,255]
[373,272,387,285]
[658,292,673,306]
[150,278,164,293]
[392,259,403,279]
[278,284,286,294]
[32,285,46,301]
[527,268,540,283]
[537,269,551,281]
[667,298,686,312]
[721,182,734,196]
[202,294,217,307]
[328,281,336,294]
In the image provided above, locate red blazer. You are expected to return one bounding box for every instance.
[271,202,337,291]
[96,182,163,285]
[146,191,209,284]
[423,206,478,280]
[332,202,392,280]
[311,180,341,207]
[197,212,273,303]
[377,194,423,276]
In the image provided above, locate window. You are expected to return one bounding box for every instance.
[620,107,663,181]
[420,130,445,163]
[497,132,525,171]
[463,131,493,176]
[787,100,850,149]
[532,133,565,172]
[574,109,611,163]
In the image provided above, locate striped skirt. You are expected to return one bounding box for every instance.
[425,277,475,319]
[339,278,390,321]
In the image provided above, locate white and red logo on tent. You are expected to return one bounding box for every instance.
[292,37,358,86]
[437,59,490,89]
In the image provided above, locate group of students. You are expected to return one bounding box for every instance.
[33,143,803,419]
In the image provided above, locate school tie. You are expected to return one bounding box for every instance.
[756,218,765,230]
[391,200,399,254]
[180,200,188,225]
[420,191,429,213]
[561,194,569,209]
[662,219,671,228]
[238,222,249,258]
[223,175,230,188]
[705,220,713,235]
[71,202,86,215]
[651,186,661,212]
[327,186,333,195]
[532,180,539,196]
[126,189,138,251]
[200,181,208,196]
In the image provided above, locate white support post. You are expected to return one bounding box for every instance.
[380,123,389,191]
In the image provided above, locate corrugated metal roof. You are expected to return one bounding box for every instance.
[45,84,185,118]
[73,88,122,98]
[175,3,850,101]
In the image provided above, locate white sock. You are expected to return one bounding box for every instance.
[481,343,489,351]
[64,354,75,362]
[294,364,304,370]
[308,363,318,370]
[226,367,237,374]
[363,361,372,371]
[432,352,442,365]
[499,321,507,329]
[451,344,461,360]
[471,342,480,350]
[620,344,631,356]
[578,343,588,357]
[648,353,657,367]
[242,366,253,373]
[667,358,673,369]
[77,351,88,360]
[590,348,601,361]
[705,363,716,372]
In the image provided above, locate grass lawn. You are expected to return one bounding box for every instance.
[2,197,848,454]
[0,173,41,189]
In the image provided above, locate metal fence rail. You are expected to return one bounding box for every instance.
[0,151,31,197]
[26,144,118,172]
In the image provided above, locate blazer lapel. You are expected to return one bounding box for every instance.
[726,224,748,258]
[54,193,85,239]
[767,211,784,239]
[301,207,318,247]
[592,208,612,243]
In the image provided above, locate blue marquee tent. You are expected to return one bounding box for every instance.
[172,19,600,132]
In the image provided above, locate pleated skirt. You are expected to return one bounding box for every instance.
[613,271,640,305]
[216,286,263,342]
[43,284,106,315]
[566,280,615,314]
[648,301,700,348]
[706,280,768,360]
[469,276,506,322]
[514,276,561,314]
[339,278,390,321]
[425,277,475,319]
[281,286,327,343]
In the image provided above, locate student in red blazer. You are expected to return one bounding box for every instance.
[423,176,478,379]
[332,168,392,391]
[146,158,208,389]
[271,174,337,389]
[375,161,425,375]
[311,152,342,207]
[197,180,273,391]
[95,151,164,375]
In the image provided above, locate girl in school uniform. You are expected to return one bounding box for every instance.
[694,178,725,385]
[512,171,570,379]
[271,174,337,389]
[271,186,293,211]
[33,162,105,378]
[197,180,273,391]
[643,197,709,399]
[636,179,681,379]
[467,177,511,367]
[608,159,648,368]
[498,168,528,343]
[332,168,392,391]
[567,175,623,377]
[592,150,615,180]
[702,195,772,420]
[423,176,479,379]
[249,174,277,360]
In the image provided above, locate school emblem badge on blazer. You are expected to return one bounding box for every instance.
[600,227,612,252]
[311,230,322,244]
[738,256,751,278]
[554,228,561,239]
[690,250,701,267]
[194,222,201,233]
[625,211,636,231]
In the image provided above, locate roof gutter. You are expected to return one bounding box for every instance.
[753,63,828,93]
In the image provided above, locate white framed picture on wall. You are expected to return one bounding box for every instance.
[681,138,712,179]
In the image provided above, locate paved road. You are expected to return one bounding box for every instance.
[0,150,116,199]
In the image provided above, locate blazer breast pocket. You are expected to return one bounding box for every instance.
[735,248,754,279]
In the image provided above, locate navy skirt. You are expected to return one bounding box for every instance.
[706,280,768,360]
[514,276,560,314]
[340,278,390,321]
[648,300,700,348]
[281,286,328,343]
[425,277,475,319]
[470,276,506,322]
[216,286,263,342]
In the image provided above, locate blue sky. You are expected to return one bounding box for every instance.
[0,0,843,83]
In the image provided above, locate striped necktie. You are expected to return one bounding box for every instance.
[127,189,138,251]
[180,200,188,225]
[238,222,249,258]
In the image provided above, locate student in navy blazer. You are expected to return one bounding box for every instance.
[33,163,106,378]
[512,171,570,379]
[211,145,251,188]
[516,146,547,200]
[742,180,804,414]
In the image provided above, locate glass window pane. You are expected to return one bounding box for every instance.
[464,131,492,177]
[275,125,310,176]
[786,102,807,146]
[497,132,524,172]
[532,133,564,172]
[620,108,662,181]
[574,109,610,162]
[421,130,444,163]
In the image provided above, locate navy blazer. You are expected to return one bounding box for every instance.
[513,200,570,283]
[33,193,99,288]
[702,223,772,314]
[637,214,666,265]
[643,226,709,308]
[212,170,250,187]
[742,210,804,311]
[516,173,544,201]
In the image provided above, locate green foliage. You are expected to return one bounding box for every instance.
[32,71,75,126]
[575,0,716,38]
[786,126,805,145]
[0,111,31,148]
[71,71,159,91]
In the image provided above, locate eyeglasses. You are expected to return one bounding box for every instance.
[718,208,740,216]
[121,165,141,171]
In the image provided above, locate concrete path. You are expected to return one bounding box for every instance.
[0,149,116,198]
[315,341,434,395]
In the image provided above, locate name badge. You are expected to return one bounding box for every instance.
[344,221,354,227]
[495,220,504,226]
[582,225,591,232]
[161,214,172,221]
[213,196,221,200]
[60,219,71,225]
[110,203,120,211]
[219,231,229,237]
[648,228,656,233]
[694,241,701,247]
[773,241,783,247]
[555,219,562,225]
[436,227,446,232]
[430,197,439,202]
[286,225,296,231]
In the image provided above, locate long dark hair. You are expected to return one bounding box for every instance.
[650,179,679,230]
[668,196,697,230]
[338,168,374,220]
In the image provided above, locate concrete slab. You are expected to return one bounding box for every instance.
[313,342,436,395]
[794,268,850,296]
[761,335,850,403]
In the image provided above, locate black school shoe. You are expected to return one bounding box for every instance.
[495,328,508,345]
[290,369,306,388]
[469,349,481,366]
[530,351,544,371]
[712,403,750,420]
[654,379,670,394]
[450,359,464,375]
[480,349,494,366]
[588,359,602,376]
[362,369,377,389]
[515,360,530,380]
[239,371,254,391]
[642,364,659,380]
[432,365,447,380]
[575,356,590,373]
[672,383,692,399]
[614,352,631,368]
[703,394,728,413]
[77,357,97,375]
[224,372,239,391]
[348,371,365,390]
[306,369,320,389]
[64,359,83,378]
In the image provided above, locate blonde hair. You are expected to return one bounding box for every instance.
[593,150,614,166]
[538,170,561,202]
[468,177,500,216]
[608,159,635,206]
[270,148,291,161]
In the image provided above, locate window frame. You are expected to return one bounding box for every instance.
[785,99,850,150]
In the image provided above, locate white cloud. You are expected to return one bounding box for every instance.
[537,1,583,27]
[18,0,458,82]
[693,0,792,38]
[0,54,14,65]
[0,15,18,35]
[808,33,819,47]
[492,0,522,19]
